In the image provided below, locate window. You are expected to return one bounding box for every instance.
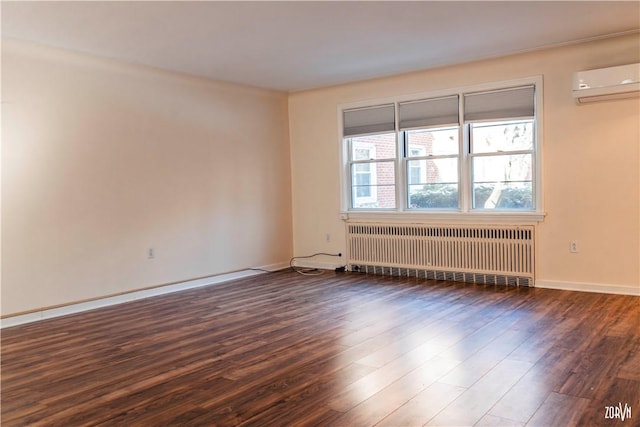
[341,78,542,217]
[464,85,536,211]
[348,134,396,209]
[406,127,459,209]
[344,104,397,209]
[470,120,534,209]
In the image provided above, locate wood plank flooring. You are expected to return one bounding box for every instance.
[2,271,639,426]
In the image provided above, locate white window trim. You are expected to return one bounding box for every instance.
[337,76,545,223]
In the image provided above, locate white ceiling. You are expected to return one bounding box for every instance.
[2,1,639,92]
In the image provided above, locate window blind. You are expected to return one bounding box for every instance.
[464,86,534,122]
[343,104,395,137]
[399,95,459,130]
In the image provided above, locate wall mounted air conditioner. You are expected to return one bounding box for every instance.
[573,63,640,104]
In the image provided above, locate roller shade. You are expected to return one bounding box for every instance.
[343,104,395,137]
[399,95,459,130]
[464,86,534,122]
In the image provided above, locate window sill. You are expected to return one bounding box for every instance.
[340,210,546,224]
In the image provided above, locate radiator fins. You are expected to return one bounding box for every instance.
[351,264,533,287]
[347,223,535,287]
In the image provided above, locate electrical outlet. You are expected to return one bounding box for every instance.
[325,233,331,243]
[569,241,579,253]
[148,248,155,259]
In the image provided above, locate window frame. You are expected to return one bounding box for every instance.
[404,125,462,211]
[345,132,398,210]
[338,76,545,223]
[468,119,536,211]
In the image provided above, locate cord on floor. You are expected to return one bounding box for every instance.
[290,252,342,276]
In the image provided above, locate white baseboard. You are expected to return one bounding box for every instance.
[1,263,289,329]
[253,262,291,272]
[536,279,640,296]
[291,259,344,271]
[7,267,632,328]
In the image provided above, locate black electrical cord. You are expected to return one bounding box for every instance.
[290,252,342,276]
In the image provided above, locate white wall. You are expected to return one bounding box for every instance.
[3,34,639,317]
[289,34,640,294]
[2,40,293,315]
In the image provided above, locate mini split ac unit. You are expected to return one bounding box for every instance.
[573,63,640,104]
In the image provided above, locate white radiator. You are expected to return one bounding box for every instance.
[346,223,534,286]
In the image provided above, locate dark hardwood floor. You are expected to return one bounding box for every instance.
[2,271,639,426]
